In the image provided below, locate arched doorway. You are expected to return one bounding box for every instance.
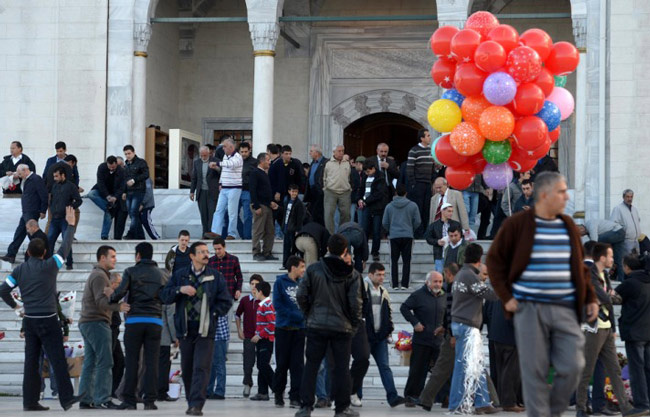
[343,112,424,164]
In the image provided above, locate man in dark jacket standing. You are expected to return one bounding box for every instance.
[2,164,48,264]
[295,234,362,417]
[357,161,390,260]
[405,129,434,238]
[400,271,446,406]
[107,242,165,410]
[425,203,462,273]
[270,145,304,204]
[250,153,279,261]
[304,144,328,226]
[279,184,306,268]
[190,146,220,239]
[88,156,125,240]
[47,165,82,270]
[123,144,149,239]
[239,142,257,239]
[0,140,36,196]
[160,241,233,416]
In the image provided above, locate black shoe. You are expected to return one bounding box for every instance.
[372,254,380,262]
[212,394,225,400]
[577,411,588,417]
[79,402,94,409]
[265,255,279,261]
[290,400,301,408]
[250,393,270,401]
[623,409,649,417]
[253,254,266,261]
[390,396,407,408]
[594,408,620,416]
[314,399,329,408]
[186,407,203,416]
[159,395,178,402]
[101,236,108,240]
[66,265,73,270]
[62,394,82,411]
[405,396,418,408]
[117,402,137,410]
[23,403,50,411]
[295,406,312,417]
[1,255,15,263]
[144,403,158,410]
[95,401,120,409]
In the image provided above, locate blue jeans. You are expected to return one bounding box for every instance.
[435,259,444,273]
[238,190,252,239]
[207,340,228,397]
[463,191,479,227]
[362,209,382,256]
[449,322,491,411]
[625,341,650,410]
[47,218,72,267]
[369,339,399,404]
[126,192,145,238]
[316,358,330,400]
[87,189,113,239]
[79,321,113,405]
[212,188,242,238]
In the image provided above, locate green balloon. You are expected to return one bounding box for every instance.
[431,135,443,165]
[482,140,512,165]
[554,75,567,87]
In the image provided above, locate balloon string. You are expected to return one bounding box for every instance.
[507,181,512,216]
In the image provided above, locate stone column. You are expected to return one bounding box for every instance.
[571,12,587,214]
[132,23,152,155]
[246,0,284,154]
[435,0,470,28]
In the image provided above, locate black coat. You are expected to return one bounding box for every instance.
[359,171,391,216]
[45,161,73,193]
[295,221,330,258]
[241,155,258,191]
[616,270,650,342]
[483,299,516,346]
[92,163,125,199]
[0,153,36,195]
[400,285,446,347]
[190,157,220,202]
[124,155,149,193]
[363,281,394,343]
[50,180,82,219]
[269,157,304,199]
[110,259,164,318]
[44,156,79,186]
[279,197,306,234]
[304,157,328,203]
[424,219,462,260]
[590,264,617,333]
[249,167,273,210]
[366,155,400,187]
[21,173,48,215]
[296,256,362,335]
[27,229,51,260]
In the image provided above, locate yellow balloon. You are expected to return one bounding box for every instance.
[427,99,462,133]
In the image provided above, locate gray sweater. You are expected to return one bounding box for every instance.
[451,264,497,329]
[0,227,74,315]
[382,196,421,239]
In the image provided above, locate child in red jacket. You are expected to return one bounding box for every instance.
[250,281,275,401]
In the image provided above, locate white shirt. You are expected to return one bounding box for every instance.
[11,154,22,166]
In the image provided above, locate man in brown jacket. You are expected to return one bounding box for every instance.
[486,171,598,417]
[78,246,129,409]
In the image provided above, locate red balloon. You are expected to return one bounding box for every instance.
[508,147,538,172]
[474,41,507,73]
[435,134,468,167]
[513,83,545,116]
[487,24,520,53]
[430,26,460,59]
[453,63,488,97]
[534,67,555,97]
[513,116,548,151]
[506,46,542,83]
[467,153,488,173]
[445,163,476,190]
[450,29,482,63]
[520,28,553,61]
[527,136,552,160]
[465,11,500,39]
[546,41,580,75]
[549,126,561,143]
[431,58,456,89]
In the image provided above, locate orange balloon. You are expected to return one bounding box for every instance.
[461,96,491,123]
[450,122,485,156]
[479,106,515,141]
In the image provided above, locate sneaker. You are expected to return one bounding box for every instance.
[250,393,270,401]
[95,401,120,409]
[295,406,312,417]
[334,407,360,417]
[79,402,94,409]
[243,385,251,398]
[622,409,649,417]
[159,394,178,402]
[350,394,362,407]
[265,255,279,261]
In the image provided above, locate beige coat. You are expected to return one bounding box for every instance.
[429,189,470,230]
[323,159,352,194]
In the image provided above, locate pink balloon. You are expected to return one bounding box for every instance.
[546,86,575,121]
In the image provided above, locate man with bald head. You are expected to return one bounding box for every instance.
[322,145,352,234]
[25,219,49,261]
[400,270,446,406]
[2,164,48,264]
[430,177,469,231]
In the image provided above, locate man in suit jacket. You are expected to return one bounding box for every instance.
[0,141,36,197]
[2,164,48,263]
[430,177,469,231]
[368,143,400,189]
[304,144,328,226]
[190,146,220,239]
[43,141,80,187]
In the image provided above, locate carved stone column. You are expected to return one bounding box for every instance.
[435,0,471,28]
[571,11,588,213]
[132,22,152,155]
[246,0,284,153]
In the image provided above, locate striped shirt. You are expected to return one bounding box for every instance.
[219,151,243,187]
[513,217,575,307]
[256,297,276,342]
[406,144,434,184]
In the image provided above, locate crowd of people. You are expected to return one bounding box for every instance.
[0,136,649,417]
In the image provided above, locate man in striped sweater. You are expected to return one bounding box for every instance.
[487,171,598,417]
[406,129,435,238]
[210,137,243,240]
[250,281,276,401]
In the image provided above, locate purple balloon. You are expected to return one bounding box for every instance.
[483,72,517,106]
[482,163,513,190]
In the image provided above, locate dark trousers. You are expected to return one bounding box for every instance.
[274,328,305,401]
[390,238,413,288]
[139,208,160,239]
[125,192,145,239]
[111,326,124,396]
[419,335,454,407]
[625,341,650,410]
[310,192,325,227]
[350,325,370,397]
[122,323,162,405]
[409,182,431,238]
[198,191,217,235]
[492,341,521,407]
[243,338,256,387]
[180,329,215,409]
[256,338,275,395]
[404,343,440,400]
[477,193,492,240]
[113,205,128,240]
[23,316,74,408]
[363,210,383,256]
[158,345,171,399]
[282,231,295,268]
[592,360,606,412]
[7,211,39,257]
[300,330,353,412]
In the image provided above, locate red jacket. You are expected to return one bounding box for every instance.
[256,297,276,342]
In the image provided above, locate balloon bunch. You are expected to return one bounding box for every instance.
[428,11,579,190]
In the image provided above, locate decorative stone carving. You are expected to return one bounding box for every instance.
[379,92,392,112]
[246,0,284,51]
[332,107,350,127]
[354,95,371,117]
[249,22,280,51]
[134,23,152,52]
[571,17,587,50]
[401,94,416,116]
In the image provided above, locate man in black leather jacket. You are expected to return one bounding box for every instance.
[107,242,164,410]
[123,145,149,239]
[295,234,362,417]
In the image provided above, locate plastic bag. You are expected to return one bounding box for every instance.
[464,228,477,242]
[395,330,413,351]
[70,341,84,358]
[59,291,77,321]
